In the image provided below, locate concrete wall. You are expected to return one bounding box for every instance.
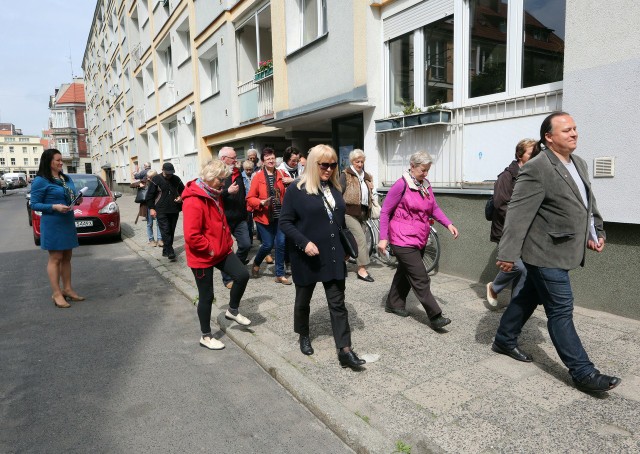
[432,194,640,320]
[563,0,640,224]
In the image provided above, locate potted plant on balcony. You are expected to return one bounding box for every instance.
[254,59,273,82]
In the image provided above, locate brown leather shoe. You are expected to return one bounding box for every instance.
[251,265,260,278]
[274,276,292,285]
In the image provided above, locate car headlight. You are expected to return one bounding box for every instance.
[99,202,120,214]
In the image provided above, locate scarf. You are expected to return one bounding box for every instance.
[409,172,430,199]
[53,176,74,204]
[196,178,222,200]
[282,161,298,179]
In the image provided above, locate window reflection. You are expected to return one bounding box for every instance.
[424,16,454,106]
[389,32,414,113]
[469,0,508,98]
[522,0,565,88]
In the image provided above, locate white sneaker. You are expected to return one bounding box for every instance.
[200,335,225,350]
[225,310,251,326]
[486,282,499,307]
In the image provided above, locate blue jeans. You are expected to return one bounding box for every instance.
[146,207,161,241]
[494,263,595,381]
[491,258,526,298]
[254,221,285,277]
[221,221,251,285]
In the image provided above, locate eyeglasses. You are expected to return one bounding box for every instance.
[221,155,237,162]
[318,162,338,170]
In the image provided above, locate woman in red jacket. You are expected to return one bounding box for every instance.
[182,160,251,350]
[246,147,290,284]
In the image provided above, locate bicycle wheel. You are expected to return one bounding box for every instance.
[423,228,440,273]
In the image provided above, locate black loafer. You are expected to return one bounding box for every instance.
[357,273,375,282]
[429,314,451,330]
[491,342,533,362]
[573,371,621,393]
[385,306,409,317]
[338,350,366,369]
[299,335,314,356]
[168,253,176,261]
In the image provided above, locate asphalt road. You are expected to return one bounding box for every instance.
[0,191,351,453]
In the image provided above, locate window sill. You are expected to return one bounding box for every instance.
[201,91,220,103]
[177,55,191,69]
[286,32,329,61]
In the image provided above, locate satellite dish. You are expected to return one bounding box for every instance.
[181,105,194,125]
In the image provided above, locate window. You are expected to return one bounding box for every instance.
[19,137,29,142]
[34,158,39,165]
[58,138,70,158]
[424,16,454,106]
[10,158,15,165]
[9,146,14,153]
[0,146,3,152]
[301,0,326,46]
[33,147,38,153]
[175,17,191,65]
[389,33,414,113]
[22,147,27,153]
[236,5,272,83]
[24,158,29,165]
[0,158,4,165]
[469,0,508,98]
[198,42,220,99]
[210,57,219,94]
[522,0,565,88]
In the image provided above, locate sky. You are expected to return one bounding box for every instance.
[0,0,96,136]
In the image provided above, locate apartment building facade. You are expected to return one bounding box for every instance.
[0,135,44,180]
[48,79,91,174]
[83,0,640,318]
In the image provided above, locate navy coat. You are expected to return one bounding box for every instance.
[279,183,348,286]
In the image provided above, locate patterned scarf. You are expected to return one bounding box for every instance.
[196,178,222,200]
[409,172,430,199]
[53,176,75,204]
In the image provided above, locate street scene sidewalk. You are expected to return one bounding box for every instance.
[119,193,640,453]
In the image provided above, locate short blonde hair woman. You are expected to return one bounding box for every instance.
[182,159,251,350]
[339,148,375,282]
[280,144,365,369]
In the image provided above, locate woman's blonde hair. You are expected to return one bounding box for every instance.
[349,148,366,163]
[200,159,230,183]
[297,144,341,195]
[146,169,158,179]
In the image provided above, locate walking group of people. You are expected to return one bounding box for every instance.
[31,111,621,391]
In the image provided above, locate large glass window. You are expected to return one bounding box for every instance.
[425,16,454,106]
[522,0,565,88]
[236,5,272,84]
[302,0,326,45]
[469,0,508,98]
[389,32,414,113]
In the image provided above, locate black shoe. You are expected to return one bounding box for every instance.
[338,350,366,369]
[491,342,533,362]
[429,314,451,330]
[573,371,621,393]
[385,306,409,317]
[299,335,314,356]
[357,273,374,282]
[168,253,176,261]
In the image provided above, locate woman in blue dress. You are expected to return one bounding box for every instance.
[30,149,84,308]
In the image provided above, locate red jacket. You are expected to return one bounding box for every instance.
[181,180,234,268]
[246,168,286,225]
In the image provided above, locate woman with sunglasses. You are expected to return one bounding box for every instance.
[279,144,366,369]
[246,147,290,284]
[378,151,459,330]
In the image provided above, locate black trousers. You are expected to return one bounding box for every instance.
[191,253,250,334]
[156,212,179,256]
[388,245,442,319]
[294,280,351,349]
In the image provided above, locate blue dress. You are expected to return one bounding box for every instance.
[30,176,79,251]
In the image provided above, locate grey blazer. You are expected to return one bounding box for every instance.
[498,148,605,270]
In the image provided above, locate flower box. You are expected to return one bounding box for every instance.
[254,67,273,82]
[374,118,403,132]
[375,109,452,132]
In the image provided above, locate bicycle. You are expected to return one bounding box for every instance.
[364,193,441,273]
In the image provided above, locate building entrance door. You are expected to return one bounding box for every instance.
[332,113,363,171]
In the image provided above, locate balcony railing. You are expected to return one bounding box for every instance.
[238,76,274,124]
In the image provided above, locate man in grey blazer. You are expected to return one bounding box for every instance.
[492,112,621,393]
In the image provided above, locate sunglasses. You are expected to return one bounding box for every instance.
[318,162,338,170]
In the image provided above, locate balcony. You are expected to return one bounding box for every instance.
[238,77,274,124]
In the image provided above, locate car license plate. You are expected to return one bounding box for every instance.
[75,220,93,228]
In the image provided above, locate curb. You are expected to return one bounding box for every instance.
[217,313,395,454]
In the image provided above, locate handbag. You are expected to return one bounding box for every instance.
[370,193,381,219]
[321,192,359,258]
[135,186,148,203]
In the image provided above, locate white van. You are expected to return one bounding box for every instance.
[3,172,28,189]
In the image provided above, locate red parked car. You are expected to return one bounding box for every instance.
[30,174,122,245]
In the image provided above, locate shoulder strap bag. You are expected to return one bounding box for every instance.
[321,191,358,259]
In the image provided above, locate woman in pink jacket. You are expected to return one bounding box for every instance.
[377,151,459,329]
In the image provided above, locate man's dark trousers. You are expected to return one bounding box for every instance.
[494,262,595,381]
[156,213,180,257]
